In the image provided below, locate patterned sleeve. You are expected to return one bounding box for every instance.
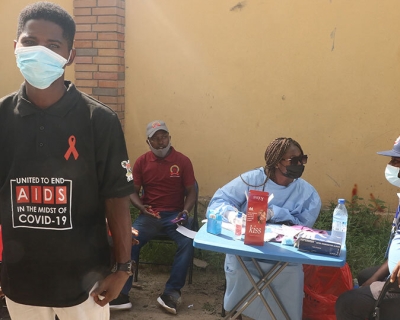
[95,111,134,198]
[132,155,144,188]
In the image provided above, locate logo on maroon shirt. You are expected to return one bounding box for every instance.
[170,165,180,177]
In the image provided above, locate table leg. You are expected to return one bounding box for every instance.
[246,258,290,319]
[223,257,290,320]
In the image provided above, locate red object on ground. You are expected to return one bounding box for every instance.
[303,263,353,320]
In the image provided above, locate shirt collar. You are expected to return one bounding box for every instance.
[16,81,80,118]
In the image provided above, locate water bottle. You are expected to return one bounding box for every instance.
[235,212,243,240]
[331,199,348,248]
[207,209,222,235]
[215,212,222,235]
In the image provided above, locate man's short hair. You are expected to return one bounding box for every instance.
[17,2,76,51]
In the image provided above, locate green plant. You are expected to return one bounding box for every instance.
[314,196,392,277]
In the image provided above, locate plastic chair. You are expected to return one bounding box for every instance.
[372,276,400,320]
[133,181,199,284]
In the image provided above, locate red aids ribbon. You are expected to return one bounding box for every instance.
[64,135,79,160]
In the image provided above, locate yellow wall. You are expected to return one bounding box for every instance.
[1,1,400,210]
[0,0,74,96]
[124,0,400,210]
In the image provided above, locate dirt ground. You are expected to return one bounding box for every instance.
[110,264,228,320]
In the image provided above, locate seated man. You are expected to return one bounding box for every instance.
[207,137,321,320]
[336,136,400,320]
[110,120,196,315]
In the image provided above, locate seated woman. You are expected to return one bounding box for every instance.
[335,136,400,320]
[207,137,321,320]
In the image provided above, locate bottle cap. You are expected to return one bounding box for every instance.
[237,212,243,218]
[338,199,345,204]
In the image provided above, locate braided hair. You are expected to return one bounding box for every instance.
[264,137,303,181]
[240,137,303,187]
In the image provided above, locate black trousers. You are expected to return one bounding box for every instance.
[335,266,400,320]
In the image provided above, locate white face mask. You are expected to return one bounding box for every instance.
[385,164,400,187]
[15,46,69,90]
[148,140,171,158]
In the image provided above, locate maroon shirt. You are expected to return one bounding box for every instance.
[133,147,195,212]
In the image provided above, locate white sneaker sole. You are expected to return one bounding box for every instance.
[109,302,132,311]
[157,296,177,314]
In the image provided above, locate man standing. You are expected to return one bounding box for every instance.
[0,2,134,319]
[110,120,196,315]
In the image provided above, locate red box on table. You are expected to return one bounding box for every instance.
[244,190,268,246]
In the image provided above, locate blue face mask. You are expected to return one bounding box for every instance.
[15,46,69,90]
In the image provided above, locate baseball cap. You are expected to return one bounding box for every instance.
[377,135,400,157]
[146,120,169,138]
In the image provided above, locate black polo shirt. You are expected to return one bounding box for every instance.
[0,82,134,307]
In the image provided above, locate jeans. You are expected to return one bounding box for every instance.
[121,211,193,298]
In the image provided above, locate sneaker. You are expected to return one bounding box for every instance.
[109,293,132,310]
[157,293,181,314]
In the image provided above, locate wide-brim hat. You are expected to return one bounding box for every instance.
[377,136,400,157]
[146,120,169,138]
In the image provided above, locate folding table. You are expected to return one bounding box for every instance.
[193,224,346,320]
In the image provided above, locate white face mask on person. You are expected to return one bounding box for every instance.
[15,46,69,90]
[147,140,171,158]
[385,164,400,187]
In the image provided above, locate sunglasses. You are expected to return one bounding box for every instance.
[281,155,308,165]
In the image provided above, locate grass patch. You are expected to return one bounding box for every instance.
[202,301,216,313]
[314,196,392,277]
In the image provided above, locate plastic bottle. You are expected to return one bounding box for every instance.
[215,212,222,235]
[235,212,243,240]
[331,199,348,248]
[207,209,222,235]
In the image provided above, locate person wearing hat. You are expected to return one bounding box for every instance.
[336,136,400,320]
[110,120,196,315]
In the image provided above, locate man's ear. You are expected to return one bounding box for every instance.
[65,48,76,66]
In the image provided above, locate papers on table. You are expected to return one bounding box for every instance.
[263,224,301,242]
[176,225,197,239]
[201,220,331,247]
